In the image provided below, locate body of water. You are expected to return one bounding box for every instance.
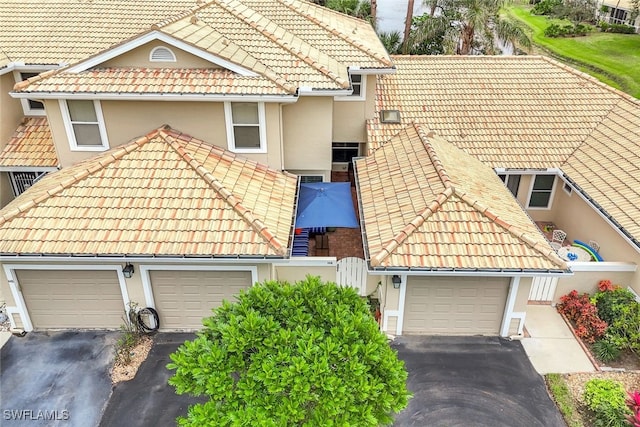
[375,0,429,34]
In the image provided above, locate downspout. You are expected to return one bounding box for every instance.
[279,103,285,171]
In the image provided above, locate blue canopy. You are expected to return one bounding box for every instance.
[295,182,359,228]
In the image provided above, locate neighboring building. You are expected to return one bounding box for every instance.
[598,0,640,32]
[0,0,639,337]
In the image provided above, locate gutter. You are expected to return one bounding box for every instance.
[9,92,299,103]
[0,254,286,264]
[367,268,571,277]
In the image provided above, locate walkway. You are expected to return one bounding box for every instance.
[521,305,596,374]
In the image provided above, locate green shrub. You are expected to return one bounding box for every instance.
[531,0,562,15]
[599,21,636,33]
[592,336,622,362]
[583,379,629,427]
[593,287,640,354]
[168,277,411,427]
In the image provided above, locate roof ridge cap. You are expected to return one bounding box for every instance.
[455,189,567,268]
[163,130,287,256]
[370,187,453,267]
[0,129,154,228]
[153,2,213,29]
[13,67,64,91]
[213,0,349,88]
[278,0,393,67]
[414,123,453,189]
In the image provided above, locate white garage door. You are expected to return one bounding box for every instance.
[17,269,124,329]
[150,270,252,330]
[403,277,509,335]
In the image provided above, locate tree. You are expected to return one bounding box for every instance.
[325,0,372,20]
[402,0,416,53]
[410,0,532,55]
[553,0,597,25]
[378,30,403,54]
[168,277,411,426]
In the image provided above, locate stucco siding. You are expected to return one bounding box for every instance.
[282,97,332,171]
[101,42,221,69]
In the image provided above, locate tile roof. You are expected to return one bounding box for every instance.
[370,55,640,250]
[0,126,297,257]
[18,68,294,96]
[355,123,567,271]
[3,0,391,92]
[0,117,58,169]
[368,55,629,168]
[0,0,198,67]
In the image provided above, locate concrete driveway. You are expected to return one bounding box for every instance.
[0,331,116,427]
[99,333,206,427]
[392,336,565,427]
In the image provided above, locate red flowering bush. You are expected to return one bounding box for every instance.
[557,290,608,343]
[627,391,640,426]
[598,279,619,292]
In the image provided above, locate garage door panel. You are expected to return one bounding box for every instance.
[403,277,509,335]
[17,270,123,329]
[151,270,251,330]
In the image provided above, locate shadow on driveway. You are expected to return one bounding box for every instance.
[99,333,206,427]
[392,336,565,427]
[0,331,116,427]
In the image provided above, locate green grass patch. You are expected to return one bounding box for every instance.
[545,373,584,427]
[506,3,640,98]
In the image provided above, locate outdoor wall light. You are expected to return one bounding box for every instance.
[392,275,402,289]
[122,263,135,279]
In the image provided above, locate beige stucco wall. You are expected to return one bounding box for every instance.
[1,73,24,148]
[48,99,283,169]
[273,265,337,284]
[102,42,221,69]
[282,97,332,172]
[0,173,14,208]
[555,270,636,303]
[332,75,376,142]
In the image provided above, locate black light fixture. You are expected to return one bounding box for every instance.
[392,275,401,289]
[122,263,135,279]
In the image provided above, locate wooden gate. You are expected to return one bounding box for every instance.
[337,257,368,296]
[528,276,558,302]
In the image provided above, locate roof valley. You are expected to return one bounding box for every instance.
[163,130,287,256]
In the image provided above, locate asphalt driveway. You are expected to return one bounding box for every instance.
[99,333,206,427]
[392,336,565,427]
[0,331,116,427]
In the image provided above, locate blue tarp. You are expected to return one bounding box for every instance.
[295,182,359,228]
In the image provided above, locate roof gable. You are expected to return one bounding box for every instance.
[357,123,567,271]
[0,126,297,257]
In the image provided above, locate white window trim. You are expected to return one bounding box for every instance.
[13,71,46,116]
[526,174,557,210]
[335,73,366,101]
[59,99,110,151]
[224,102,267,154]
[149,46,177,62]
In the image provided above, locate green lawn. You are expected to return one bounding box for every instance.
[506,3,640,98]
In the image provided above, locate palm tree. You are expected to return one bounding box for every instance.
[410,0,531,55]
[402,0,415,53]
[378,30,403,54]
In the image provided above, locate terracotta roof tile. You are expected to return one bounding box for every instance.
[0,126,297,257]
[356,123,566,271]
[370,55,640,250]
[20,68,293,96]
[0,117,58,168]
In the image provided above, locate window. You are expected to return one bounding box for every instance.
[15,72,45,115]
[332,142,360,163]
[8,171,47,196]
[224,102,266,152]
[498,174,521,197]
[149,46,176,62]
[336,74,366,101]
[299,175,324,184]
[528,175,555,208]
[60,100,109,150]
